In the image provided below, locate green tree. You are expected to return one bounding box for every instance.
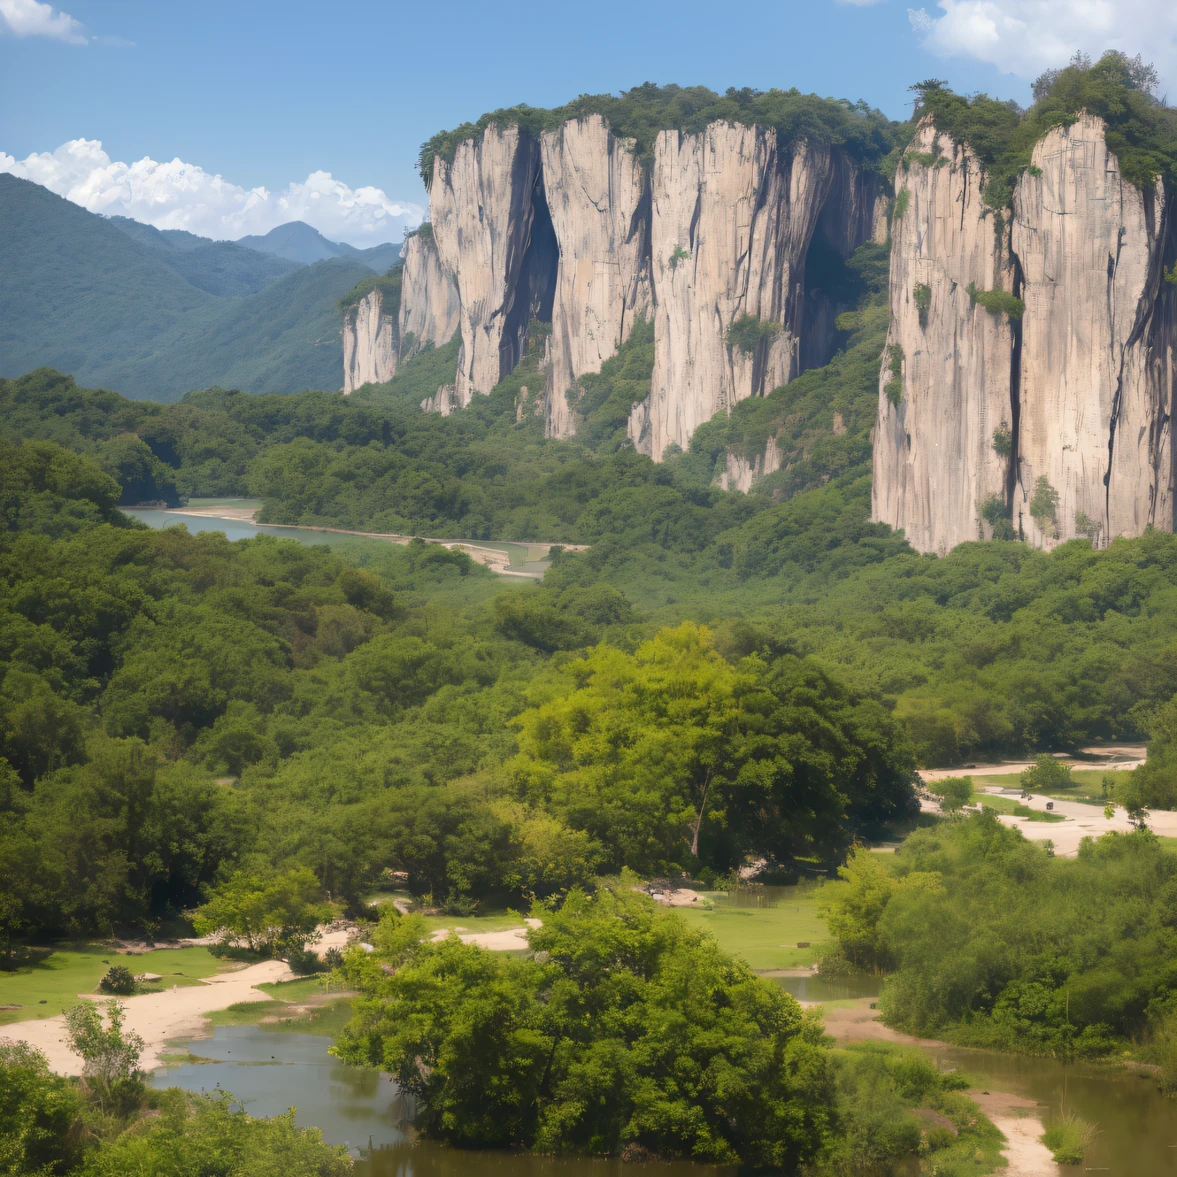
[335,883,836,1165]
[63,999,144,1111]
[1020,754,1073,793]
[0,1040,85,1175]
[193,867,330,956]
[929,775,973,812]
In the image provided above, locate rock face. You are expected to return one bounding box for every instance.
[873,114,1176,554]
[413,115,880,454]
[715,434,783,492]
[871,123,1015,555]
[429,124,557,409]
[342,290,398,394]
[398,229,460,354]
[1013,114,1174,546]
[541,115,652,438]
[636,128,878,460]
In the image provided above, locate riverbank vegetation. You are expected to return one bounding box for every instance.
[823,813,1177,1058]
[336,885,1001,1172]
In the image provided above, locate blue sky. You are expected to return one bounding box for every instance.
[2,0,1174,243]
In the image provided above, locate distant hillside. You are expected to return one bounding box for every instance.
[107,216,302,296]
[0,175,371,400]
[239,219,400,271]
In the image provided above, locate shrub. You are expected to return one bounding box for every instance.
[928,776,973,812]
[726,314,782,355]
[883,344,904,406]
[1029,476,1060,536]
[1074,511,1102,543]
[913,283,932,329]
[668,245,691,271]
[98,965,136,995]
[893,188,910,219]
[979,493,1015,540]
[967,282,1025,318]
[1042,1111,1096,1165]
[1020,753,1073,792]
[992,422,1013,458]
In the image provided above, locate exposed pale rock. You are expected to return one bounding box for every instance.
[421,383,458,416]
[399,230,460,353]
[540,115,652,438]
[635,125,877,460]
[342,290,398,394]
[872,122,1015,555]
[1012,114,1175,546]
[715,434,783,492]
[429,124,556,409]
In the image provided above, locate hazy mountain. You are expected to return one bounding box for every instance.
[107,216,303,297]
[238,220,401,272]
[0,174,370,400]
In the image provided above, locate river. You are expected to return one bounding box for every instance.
[122,499,553,577]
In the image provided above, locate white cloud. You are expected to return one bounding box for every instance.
[0,0,86,43]
[0,140,424,247]
[907,0,1177,90]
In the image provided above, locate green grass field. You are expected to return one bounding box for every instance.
[0,945,230,1025]
[677,890,831,970]
[965,768,1131,804]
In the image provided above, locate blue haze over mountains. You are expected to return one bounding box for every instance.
[0,174,400,401]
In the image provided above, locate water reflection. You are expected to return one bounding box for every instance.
[357,1144,733,1177]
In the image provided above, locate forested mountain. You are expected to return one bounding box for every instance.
[0,175,377,400]
[239,220,401,271]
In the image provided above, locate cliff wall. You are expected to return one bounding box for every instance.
[873,114,1176,554]
[871,123,1015,554]
[342,290,398,394]
[398,229,460,354]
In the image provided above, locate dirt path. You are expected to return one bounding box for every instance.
[814,999,1059,1176]
[5,959,294,1077]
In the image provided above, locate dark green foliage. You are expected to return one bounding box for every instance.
[1029,475,1060,535]
[967,282,1025,318]
[98,966,136,995]
[337,886,837,1164]
[915,52,1177,207]
[979,492,1016,540]
[419,83,901,185]
[825,815,1177,1056]
[883,343,904,406]
[891,187,909,220]
[1118,695,1177,810]
[725,313,780,354]
[336,266,402,318]
[0,175,370,401]
[912,283,931,329]
[992,421,1013,458]
[0,1040,86,1174]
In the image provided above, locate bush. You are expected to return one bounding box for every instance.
[883,344,904,406]
[929,776,972,812]
[992,422,1013,458]
[967,282,1025,318]
[99,965,137,995]
[1029,476,1060,536]
[893,188,910,219]
[913,283,931,329]
[1042,1111,1096,1164]
[1020,753,1073,792]
[726,314,781,355]
[979,493,1015,540]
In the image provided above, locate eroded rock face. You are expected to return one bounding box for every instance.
[873,114,1176,555]
[541,115,652,439]
[429,124,556,409]
[871,122,1015,555]
[399,230,460,354]
[342,290,398,394]
[715,434,783,492]
[1013,114,1175,546]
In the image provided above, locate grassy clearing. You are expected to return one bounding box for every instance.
[0,945,229,1025]
[974,768,1131,803]
[677,891,830,970]
[418,910,528,936]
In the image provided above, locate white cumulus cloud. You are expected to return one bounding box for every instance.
[0,139,424,246]
[0,0,86,43]
[906,0,1177,91]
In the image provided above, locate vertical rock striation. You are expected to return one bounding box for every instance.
[398,228,460,354]
[1013,114,1174,546]
[342,289,398,394]
[871,122,1016,555]
[429,123,557,409]
[873,114,1176,554]
[540,115,652,439]
[635,127,878,460]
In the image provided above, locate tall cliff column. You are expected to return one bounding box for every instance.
[429,124,557,408]
[342,289,398,394]
[1013,114,1175,547]
[872,124,1015,555]
[632,123,846,461]
[540,115,652,439]
[398,227,460,354]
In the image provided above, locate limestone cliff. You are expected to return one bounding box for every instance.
[871,123,1015,555]
[398,228,460,355]
[635,127,879,460]
[715,434,783,492]
[429,124,557,409]
[873,114,1176,554]
[342,289,398,394]
[1012,114,1174,546]
[541,115,652,438]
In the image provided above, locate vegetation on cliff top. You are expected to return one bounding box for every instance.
[914,50,1177,207]
[418,82,901,185]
